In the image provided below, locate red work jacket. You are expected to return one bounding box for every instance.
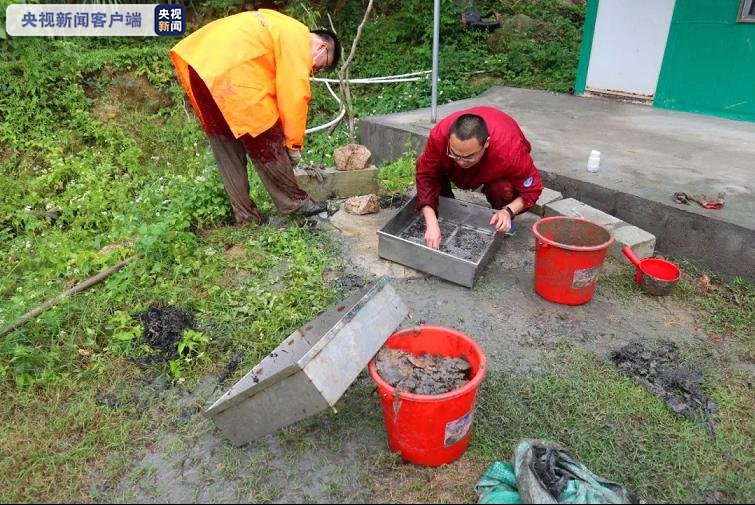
[416,106,543,214]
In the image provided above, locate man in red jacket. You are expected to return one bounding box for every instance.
[415,106,543,249]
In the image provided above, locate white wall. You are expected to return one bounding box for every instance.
[586,0,676,97]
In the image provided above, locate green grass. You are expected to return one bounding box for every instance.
[473,346,755,503]
[0,20,339,492]
[378,149,417,194]
[600,259,755,348]
[4,1,753,502]
[671,260,755,346]
[0,364,152,502]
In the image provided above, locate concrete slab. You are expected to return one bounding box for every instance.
[530,188,564,217]
[544,198,624,230]
[543,198,656,259]
[295,166,379,202]
[329,208,426,280]
[612,225,656,260]
[360,86,755,280]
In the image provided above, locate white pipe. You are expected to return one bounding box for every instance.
[310,70,431,84]
[305,70,432,134]
[363,70,432,80]
[311,77,423,84]
[324,80,341,104]
[305,108,346,134]
[305,81,345,134]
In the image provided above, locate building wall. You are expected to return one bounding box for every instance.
[654,0,755,121]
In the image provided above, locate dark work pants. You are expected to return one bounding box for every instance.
[188,67,308,224]
[440,177,516,210]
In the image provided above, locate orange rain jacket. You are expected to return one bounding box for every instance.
[170,10,313,150]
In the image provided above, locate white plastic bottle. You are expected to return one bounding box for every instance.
[587,150,601,173]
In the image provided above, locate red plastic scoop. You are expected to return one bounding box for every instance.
[622,246,681,296]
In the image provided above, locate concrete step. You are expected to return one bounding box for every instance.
[544,198,656,259]
[530,187,564,217]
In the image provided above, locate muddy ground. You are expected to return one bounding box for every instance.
[104,209,749,503]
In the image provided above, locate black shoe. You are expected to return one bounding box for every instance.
[295,198,327,217]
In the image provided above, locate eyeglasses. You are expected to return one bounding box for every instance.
[446,140,488,162]
[314,45,332,72]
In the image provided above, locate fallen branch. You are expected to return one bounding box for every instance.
[0,255,139,338]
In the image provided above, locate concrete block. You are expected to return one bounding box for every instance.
[544,198,623,230]
[295,165,379,202]
[543,198,656,259]
[530,187,563,216]
[610,224,656,260]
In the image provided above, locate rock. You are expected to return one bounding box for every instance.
[487,14,545,53]
[46,208,61,222]
[334,144,372,171]
[504,13,542,33]
[344,194,380,215]
[223,245,247,258]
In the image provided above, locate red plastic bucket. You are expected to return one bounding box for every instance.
[531,217,614,305]
[368,326,487,467]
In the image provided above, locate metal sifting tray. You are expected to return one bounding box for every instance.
[205,277,408,446]
[377,196,503,288]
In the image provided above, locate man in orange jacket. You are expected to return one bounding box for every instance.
[170,9,341,225]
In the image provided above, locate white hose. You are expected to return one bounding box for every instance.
[365,70,432,80]
[305,81,346,134]
[311,77,423,84]
[306,70,431,134]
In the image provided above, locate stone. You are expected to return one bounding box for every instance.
[487,14,545,53]
[334,144,372,171]
[345,194,380,215]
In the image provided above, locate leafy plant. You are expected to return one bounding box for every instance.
[169,329,211,379]
[378,149,417,193]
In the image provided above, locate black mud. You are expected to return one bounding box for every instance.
[610,340,718,437]
[136,306,196,360]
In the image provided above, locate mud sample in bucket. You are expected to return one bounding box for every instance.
[374,347,472,395]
